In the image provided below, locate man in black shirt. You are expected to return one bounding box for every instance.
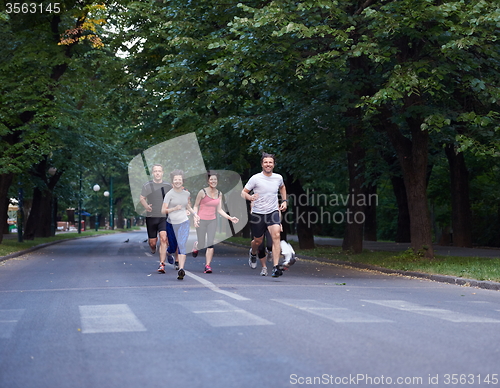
[140,164,172,273]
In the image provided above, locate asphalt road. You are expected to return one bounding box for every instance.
[1,231,499,388]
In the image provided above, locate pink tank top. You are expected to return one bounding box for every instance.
[198,191,220,220]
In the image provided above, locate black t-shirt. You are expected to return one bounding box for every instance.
[140,181,172,217]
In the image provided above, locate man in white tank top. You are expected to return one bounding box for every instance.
[241,153,288,277]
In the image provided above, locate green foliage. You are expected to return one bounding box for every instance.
[3,0,500,248]
[1,1,141,237]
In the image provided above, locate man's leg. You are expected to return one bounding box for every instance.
[149,237,158,254]
[257,236,266,266]
[158,230,167,264]
[146,217,158,254]
[256,236,268,275]
[166,221,176,265]
[251,235,263,255]
[249,213,266,269]
[268,224,281,267]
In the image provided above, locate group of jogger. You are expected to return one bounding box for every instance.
[140,153,295,280]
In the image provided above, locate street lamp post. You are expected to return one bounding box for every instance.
[93,184,100,231]
[109,176,114,230]
[48,167,57,237]
[103,190,110,229]
[17,184,24,243]
[78,171,82,234]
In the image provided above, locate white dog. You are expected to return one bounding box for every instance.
[280,240,296,268]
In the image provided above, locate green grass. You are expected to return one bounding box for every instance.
[226,237,500,283]
[0,228,134,258]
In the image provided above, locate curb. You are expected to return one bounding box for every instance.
[222,241,500,291]
[0,239,69,262]
[0,232,124,263]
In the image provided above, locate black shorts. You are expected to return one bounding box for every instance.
[250,210,280,239]
[146,217,167,239]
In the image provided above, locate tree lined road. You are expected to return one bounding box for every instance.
[1,231,499,388]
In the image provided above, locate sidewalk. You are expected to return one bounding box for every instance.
[287,235,500,259]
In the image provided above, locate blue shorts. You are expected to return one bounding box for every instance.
[167,220,190,255]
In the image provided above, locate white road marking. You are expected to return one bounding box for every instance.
[362,300,500,323]
[0,309,25,338]
[181,269,250,301]
[79,304,147,334]
[181,300,273,327]
[273,299,392,323]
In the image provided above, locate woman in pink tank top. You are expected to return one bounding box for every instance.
[193,171,239,273]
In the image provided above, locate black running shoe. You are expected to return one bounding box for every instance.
[177,268,185,280]
[175,261,179,270]
[271,265,283,278]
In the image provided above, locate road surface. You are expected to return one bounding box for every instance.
[0,231,499,387]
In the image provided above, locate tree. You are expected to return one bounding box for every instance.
[359,0,500,256]
[1,1,138,241]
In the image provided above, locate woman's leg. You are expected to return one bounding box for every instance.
[175,220,191,269]
[204,219,217,266]
[196,220,207,250]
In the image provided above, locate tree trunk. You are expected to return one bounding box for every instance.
[0,173,14,244]
[386,114,434,258]
[391,174,411,243]
[240,201,252,239]
[285,176,315,249]
[342,124,366,253]
[444,144,472,247]
[115,198,125,229]
[2,197,9,235]
[24,187,54,239]
[363,183,377,241]
[23,159,63,240]
[381,151,411,243]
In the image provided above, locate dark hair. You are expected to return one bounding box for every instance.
[170,169,184,182]
[207,170,219,180]
[261,152,276,163]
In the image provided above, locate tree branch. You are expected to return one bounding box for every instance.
[355,0,378,15]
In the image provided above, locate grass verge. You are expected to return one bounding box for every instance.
[226,236,500,283]
[0,228,137,258]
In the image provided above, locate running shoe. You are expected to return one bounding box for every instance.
[175,261,179,270]
[266,248,273,263]
[177,268,185,280]
[248,248,257,269]
[260,267,268,276]
[167,253,174,264]
[271,265,283,278]
[192,241,199,258]
[157,263,165,274]
[204,265,212,274]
